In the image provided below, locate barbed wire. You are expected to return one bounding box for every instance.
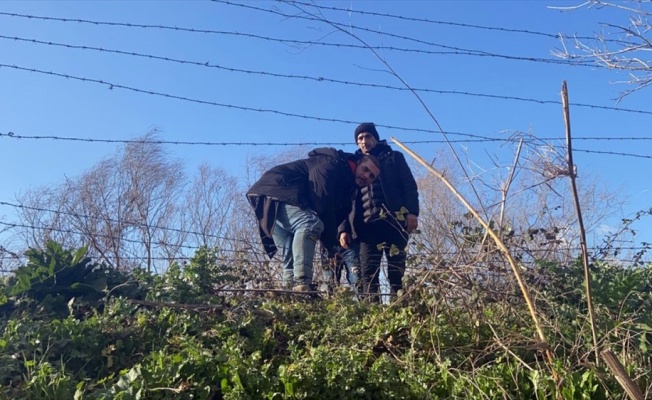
[3,34,651,116]
[3,132,651,160]
[0,221,264,256]
[1,243,648,260]
[2,216,651,258]
[1,6,650,272]
[0,63,499,137]
[0,8,600,69]
[0,200,254,246]
[0,30,491,61]
[218,0,601,69]
[0,28,544,62]
[2,131,652,146]
[1,248,648,271]
[1,252,649,270]
[0,11,279,35]
[283,0,626,44]
[0,132,503,145]
[1,4,628,54]
[0,254,250,265]
[573,148,652,159]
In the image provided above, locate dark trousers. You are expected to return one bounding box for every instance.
[358,221,408,302]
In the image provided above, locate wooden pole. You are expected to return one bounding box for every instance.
[561,81,600,365]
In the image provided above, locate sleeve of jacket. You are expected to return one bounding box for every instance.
[338,216,351,236]
[395,152,420,216]
[307,162,342,251]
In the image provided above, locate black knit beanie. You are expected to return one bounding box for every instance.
[354,122,380,142]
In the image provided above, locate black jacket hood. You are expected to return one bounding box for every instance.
[309,147,352,160]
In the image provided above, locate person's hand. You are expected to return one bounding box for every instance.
[339,232,352,248]
[406,214,418,234]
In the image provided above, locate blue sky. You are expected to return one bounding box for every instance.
[1,1,651,252]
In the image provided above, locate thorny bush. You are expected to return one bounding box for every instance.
[0,241,650,399]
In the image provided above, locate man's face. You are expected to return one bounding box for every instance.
[356,132,378,154]
[354,159,380,188]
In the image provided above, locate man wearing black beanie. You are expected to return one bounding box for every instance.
[338,122,420,302]
[354,122,379,142]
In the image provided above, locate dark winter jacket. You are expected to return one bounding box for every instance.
[247,147,359,258]
[340,140,419,239]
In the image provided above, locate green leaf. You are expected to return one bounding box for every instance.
[90,277,108,292]
[72,246,88,266]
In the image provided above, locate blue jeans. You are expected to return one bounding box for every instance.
[322,242,361,291]
[271,203,324,287]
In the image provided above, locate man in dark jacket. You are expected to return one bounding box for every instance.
[247,147,380,292]
[338,123,419,301]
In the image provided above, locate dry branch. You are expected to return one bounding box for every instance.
[602,350,645,400]
[391,137,558,373]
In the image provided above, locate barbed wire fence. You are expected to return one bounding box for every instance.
[0,2,650,292]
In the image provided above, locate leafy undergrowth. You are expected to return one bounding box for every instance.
[0,242,650,399]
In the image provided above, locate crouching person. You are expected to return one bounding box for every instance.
[246,147,380,292]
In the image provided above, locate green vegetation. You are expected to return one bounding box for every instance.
[1,241,650,399]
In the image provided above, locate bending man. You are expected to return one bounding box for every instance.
[247,147,380,292]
